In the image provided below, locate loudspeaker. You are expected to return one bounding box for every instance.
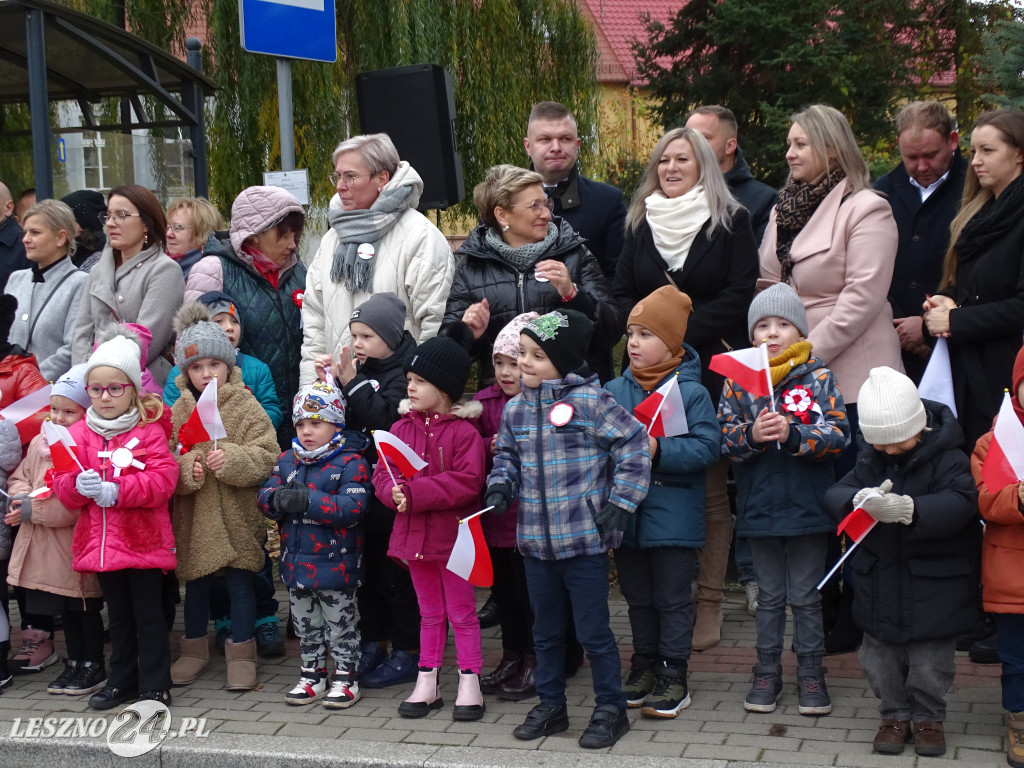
[356,64,465,211]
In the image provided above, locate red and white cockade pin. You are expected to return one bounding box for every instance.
[549,402,574,426]
[98,437,147,477]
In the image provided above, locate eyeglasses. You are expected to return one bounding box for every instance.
[166,223,193,233]
[103,210,142,224]
[86,382,134,399]
[509,198,555,213]
[329,171,366,186]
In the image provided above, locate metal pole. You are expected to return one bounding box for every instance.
[25,9,53,199]
[185,37,209,198]
[276,57,295,171]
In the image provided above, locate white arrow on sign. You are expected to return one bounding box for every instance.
[256,0,324,10]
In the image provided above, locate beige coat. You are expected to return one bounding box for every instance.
[758,183,904,403]
[171,367,279,581]
[7,433,102,600]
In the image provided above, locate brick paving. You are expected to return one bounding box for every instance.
[0,586,1008,767]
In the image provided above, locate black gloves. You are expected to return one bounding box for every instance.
[485,490,510,515]
[274,481,310,517]
[592,502,631,533]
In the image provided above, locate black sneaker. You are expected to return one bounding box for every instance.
[139,690,172,706]
[89,685,138,711]
[640,661,690,719]
[744,666,783,713]
[623,653,656,708]
[64,661,107,696]
[578,704,630,749]
[48,659,80,695]
[254,621,285,657]
[512,703,569,741]
[797,669,831,716]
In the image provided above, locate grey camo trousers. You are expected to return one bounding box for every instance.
[289,587,359,673]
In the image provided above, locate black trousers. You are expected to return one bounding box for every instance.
[97,569,171,692]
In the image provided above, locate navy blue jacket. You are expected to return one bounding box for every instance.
[0,216,29,290]
[725,147,777,245]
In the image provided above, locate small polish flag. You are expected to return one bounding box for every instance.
[981,391,1024,493]
[837,504,877,543]
[918,337,957,417]
[1,385,52,446]
[710,344,772,399]
[44,420,84,473]
[446,511,494,587]
[634,376,688,438]
[177,378,227,453]
[373,431,428,478]
[29,486,53,500]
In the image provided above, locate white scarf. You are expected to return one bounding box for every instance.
[644,186,711,272]
[86,407,141,440]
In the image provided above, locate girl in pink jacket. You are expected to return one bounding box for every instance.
[53,329,178,711]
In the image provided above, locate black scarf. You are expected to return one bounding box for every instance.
[774,168,846,283]
[955,174,1024,262]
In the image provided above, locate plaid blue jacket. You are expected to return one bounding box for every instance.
[488,371,651,560]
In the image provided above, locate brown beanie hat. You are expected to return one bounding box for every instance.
[627,286,693,355]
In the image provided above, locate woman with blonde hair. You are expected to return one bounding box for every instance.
[165,197,224,279]
[612,127,758,656]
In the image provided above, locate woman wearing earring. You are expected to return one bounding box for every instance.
[71,185,185,387]
[443,164,618,382]
[7,199,90,380]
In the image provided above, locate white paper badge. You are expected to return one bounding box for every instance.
[357,243,375,260]
[549,402,574,426]
[534,272,550,283]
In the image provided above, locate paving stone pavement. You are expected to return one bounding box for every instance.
[0,586,1007,768]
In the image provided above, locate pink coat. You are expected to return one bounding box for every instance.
[53,419,178,573]
[759,184,903,403]
[472,383,517,548]
[372,399,486,562]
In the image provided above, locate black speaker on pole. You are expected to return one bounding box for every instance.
[356,64,465,211]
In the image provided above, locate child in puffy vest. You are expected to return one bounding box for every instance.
[718,283,849,718]
[486,309,651,750]
[259,380,373,709]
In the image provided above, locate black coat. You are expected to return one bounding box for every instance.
[0,216,29,291]
[544,166,627,282]
[443,218,618,382]
[824,402,981,644]
[934,209,1024,450]
[611,207,759,394]
[724,148,777,245]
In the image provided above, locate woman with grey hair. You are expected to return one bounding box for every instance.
[611,127,759,658]
[7,199,89,380]
[300,132,454,386]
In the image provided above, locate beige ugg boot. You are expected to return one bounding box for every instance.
[224,638,258,691]
[694,464,734,652]
[171,636,210,685]
[1009,711,1024,768]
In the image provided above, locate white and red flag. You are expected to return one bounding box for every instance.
[634,376,688,438]
[918,337,957,417]
[176,379,227,453]
[817,486,887,590]
[373,430,428,479]
[446,508,494,587]
[981,391,1024,493]
[44,420,84,473]
[1,384,52,445]
[710,344,772,400]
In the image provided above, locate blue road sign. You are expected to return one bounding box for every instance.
[239,0,337,63]
[57,138,66,163]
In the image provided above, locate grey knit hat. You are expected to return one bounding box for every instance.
[86,331,143,392]
[198,291,243,334]
[748,282,809,341]
[350,292,405,351]
[173,301,236,371]
[857,366,927,445]
[52,363,92,410]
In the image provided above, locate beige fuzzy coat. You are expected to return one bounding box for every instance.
[170,366,279,581]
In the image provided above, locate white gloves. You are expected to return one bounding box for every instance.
[95,482,119,509]
[76,469,103,498]
[862,493,914,525]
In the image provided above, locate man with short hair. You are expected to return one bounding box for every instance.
[524,101,626,281]
[14,188,36,223]
[0,182,30,289]
[875,101,967,384]
[686,106,777,243]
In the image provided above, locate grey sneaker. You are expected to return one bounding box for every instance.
[743,581,759,616]
[640,661,690,719]
[744,666,783,713]
[622,653,656,708]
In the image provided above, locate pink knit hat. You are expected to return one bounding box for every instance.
[492,312,539,361]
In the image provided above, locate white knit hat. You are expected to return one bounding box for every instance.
[85,332,143,393]
[857,366,927,445]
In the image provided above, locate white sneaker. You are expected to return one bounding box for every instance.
[324,673,360,709]
[285,668,327,705]
[744,582,759,617]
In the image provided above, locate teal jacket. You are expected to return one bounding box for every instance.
[604,345,721,548]
[163,350,282,429]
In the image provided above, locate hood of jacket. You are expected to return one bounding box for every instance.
[228,186,304,258]
[397,398,483,421]
[621,343,703,391]
[856,399,963,472]
[520,369,598,406]
[328,160,425,213]
[457,217,587,265]
[724,146,756,185]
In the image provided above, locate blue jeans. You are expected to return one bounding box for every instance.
[735,536,756,584]
[749,534,828,664]
[995,613,1024,712]
[185,567,256,643]
[524,554,624,710]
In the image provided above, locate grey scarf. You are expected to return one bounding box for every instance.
[484,222,558,273]
[327,184,414,292]
[86,407,142,440]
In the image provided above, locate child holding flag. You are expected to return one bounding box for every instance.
[258,380,372,709]
[826,367,978,757]
[370,325,487,722]
[604,286,721,718]
[5,365,106,696]
[486,309,651,749]
[717,282,849,716]
[168,303,278,692]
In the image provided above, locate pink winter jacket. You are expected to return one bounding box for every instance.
[372,399,486,562]
[472,383,517,548]
[53,418,178,573]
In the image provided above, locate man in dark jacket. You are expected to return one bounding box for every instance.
[0,181,30,290]
[686,106,777,244]
[524,101,626,282]
[875,102,967,384]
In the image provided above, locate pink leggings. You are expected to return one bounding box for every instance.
[407,559,482,672]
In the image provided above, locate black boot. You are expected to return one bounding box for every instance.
[968,632,1001,664]
[0,641,11,691]
[476,595,500,629]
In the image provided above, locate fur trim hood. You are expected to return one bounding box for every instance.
[397,398,482,419]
